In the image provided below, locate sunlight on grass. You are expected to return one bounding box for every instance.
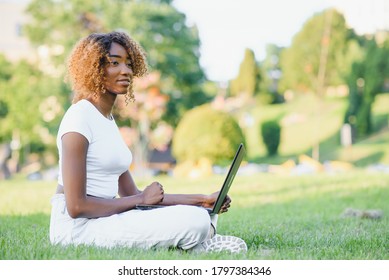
[0,179,54,215]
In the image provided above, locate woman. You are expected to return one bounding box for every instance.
[50,31,247,253]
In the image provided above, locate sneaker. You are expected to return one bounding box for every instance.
[200,234,247,253]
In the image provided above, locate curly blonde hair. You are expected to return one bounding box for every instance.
[66,31,148,104]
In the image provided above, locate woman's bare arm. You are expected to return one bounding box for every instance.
[118,170,141,197]
[118,173,231,213]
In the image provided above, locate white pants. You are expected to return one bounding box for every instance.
[50,194,217,250]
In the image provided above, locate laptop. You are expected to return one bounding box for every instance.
[135,143,245,216]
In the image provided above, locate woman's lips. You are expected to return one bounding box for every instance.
[117,80,130,86]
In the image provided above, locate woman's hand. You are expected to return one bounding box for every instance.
[202,191,231,214]
[140,182,164,205]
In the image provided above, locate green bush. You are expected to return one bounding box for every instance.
[172,105,245,164]
[261,120,281,156]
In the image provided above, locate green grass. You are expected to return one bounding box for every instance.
[1,171,388,260]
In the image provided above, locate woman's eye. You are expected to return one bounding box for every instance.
[110,61,119,66]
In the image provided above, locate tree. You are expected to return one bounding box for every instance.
[24,0,209,124]
[229,48,261,98]
[0,54,13,142]
[344,36,389,137]
[279,9,357,94]
[259,44,284,104]
[0,58,66,170]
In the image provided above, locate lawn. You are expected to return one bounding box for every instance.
[242,93,389,165]
[1,171,388,260]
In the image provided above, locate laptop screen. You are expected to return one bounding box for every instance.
[210,143,245,215]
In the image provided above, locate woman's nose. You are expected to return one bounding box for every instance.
[121,63,133,75]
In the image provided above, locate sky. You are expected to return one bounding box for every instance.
[173,0,389,82]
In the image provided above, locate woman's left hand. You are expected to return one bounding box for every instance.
[202,191,231,214]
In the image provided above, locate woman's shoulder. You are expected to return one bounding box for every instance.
[65,99,94,117]
[69,99,92,111]
[59,100,94,128]
[58,99,94,141]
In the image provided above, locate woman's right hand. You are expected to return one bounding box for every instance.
[140,182,164,204]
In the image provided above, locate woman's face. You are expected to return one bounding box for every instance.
[103,42,133,95]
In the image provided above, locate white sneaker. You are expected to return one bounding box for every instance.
[200,234,247,253]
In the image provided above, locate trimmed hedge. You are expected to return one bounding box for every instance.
[172,105,245,164]
[261,120,281,156]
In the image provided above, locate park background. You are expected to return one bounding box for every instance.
[0,0,388,260]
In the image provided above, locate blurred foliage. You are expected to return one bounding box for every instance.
[261,120,281,156]
[0,57,66,148]
[344,38,389,137]
[0,55,12,123]
[279,8,358,93]
[172,104,245,164]
[229,48,261,98]
[257,44,284,104]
